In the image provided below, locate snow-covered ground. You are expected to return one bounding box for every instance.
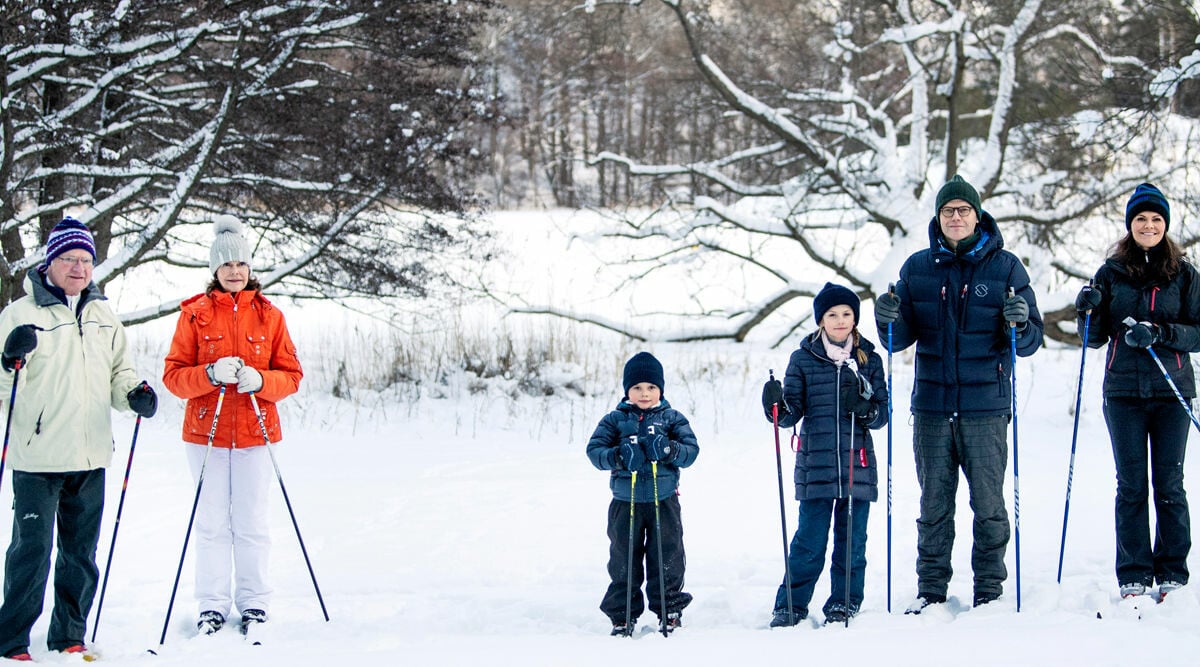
[5,210,1200,665]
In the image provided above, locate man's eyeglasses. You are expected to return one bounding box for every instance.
[939,206,974,219]
[53,255,94,267]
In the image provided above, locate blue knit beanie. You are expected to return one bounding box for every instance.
[1125,183,1170,231]
[813,282,860,325]
[44,217,96,266]
[623,351,665,394]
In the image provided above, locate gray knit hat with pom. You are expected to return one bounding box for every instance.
[209,215,253,273]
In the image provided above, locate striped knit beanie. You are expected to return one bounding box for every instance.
[1125,183,1170,231]
[44,217,96,265]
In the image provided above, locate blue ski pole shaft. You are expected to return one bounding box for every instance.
[1122,317,1200,433]
[1008,287,1021,613]
[92,414,142,643]
[886,283,894,613]
[1058,309,1091,583]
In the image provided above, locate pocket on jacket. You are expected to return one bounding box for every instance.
[198,332,230,363]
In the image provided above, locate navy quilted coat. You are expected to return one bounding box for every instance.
[776,332,889,502]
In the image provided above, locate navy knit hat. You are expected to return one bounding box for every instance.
[936,175,982,217]
[812,282,860,325]
[623,351,665,394]
[44,217,96,266]
[1125,183,1170,231]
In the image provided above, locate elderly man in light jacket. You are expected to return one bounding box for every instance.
[0,218,158,661]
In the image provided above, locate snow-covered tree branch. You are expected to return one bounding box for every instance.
[546,0,1200,345]
[0,0,497,318]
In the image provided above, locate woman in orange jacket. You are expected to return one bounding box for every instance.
[162,216,303,637]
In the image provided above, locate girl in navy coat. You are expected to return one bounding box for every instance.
[761,283,888,626]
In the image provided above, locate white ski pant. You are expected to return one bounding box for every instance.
[186,443,273,617]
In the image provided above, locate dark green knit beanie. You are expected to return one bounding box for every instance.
[935,175,982,217]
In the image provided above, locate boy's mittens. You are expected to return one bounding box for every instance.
[646,434,676,462]
[620,438,646,472]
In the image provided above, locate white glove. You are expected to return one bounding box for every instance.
[207,356,243,384]
[236,365,263,394]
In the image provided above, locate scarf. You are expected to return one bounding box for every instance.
[820,329,854,366]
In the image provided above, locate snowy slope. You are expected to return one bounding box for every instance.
[3,210,1200,665]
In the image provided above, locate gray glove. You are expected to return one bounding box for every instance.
[875,292,901,326]
[1003,295,1029,325]
[236,365,263,394]
[207,356,243,385]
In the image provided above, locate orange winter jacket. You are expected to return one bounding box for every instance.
[163,290,302,447]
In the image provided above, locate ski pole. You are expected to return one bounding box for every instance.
[1122,317,1200,433]
[248,391,330,621]
[624,469,637,636]
[844,411,855,628]
[1,360,23,498]
[1008,287,1021,612]
[886,283,894,613]
[1058,302,1092,583]
[770,370,795,625]
[651,457,669,637]
[160,386,226,646]
[91,410,144,643]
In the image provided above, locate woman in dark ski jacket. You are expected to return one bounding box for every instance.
[1075,183,1200,601]
[761,283,888,627]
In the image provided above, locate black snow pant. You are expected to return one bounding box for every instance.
[1104,397,1191,587]
[0,469,105,656]
[912,414,1010,600]
[599,494,691,624]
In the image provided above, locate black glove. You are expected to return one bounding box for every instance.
[644,433,677,463]
[839,382,874,420]
[2,325,38,372]
[1124,321,1162,348]
[1075,285,1102,313]
[1003,295,1029,325]
[127,381,158,419]
[762,378,786,421]
[875,292,901,326]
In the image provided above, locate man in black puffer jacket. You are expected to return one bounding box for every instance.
[875,175,1043,613]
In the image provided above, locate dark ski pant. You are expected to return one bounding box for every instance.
[773,497,870,618]
[913,414,1009,600]
[1104,397,1191,587]
[600,494,691,623]
[0,469,105,655]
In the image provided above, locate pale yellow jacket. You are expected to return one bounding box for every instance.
[0,272,140,472]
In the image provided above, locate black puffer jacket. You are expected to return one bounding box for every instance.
[586,398,699,502]
[775,332,889,502]
[1081,258,1200,399]
[879,212,1043,417]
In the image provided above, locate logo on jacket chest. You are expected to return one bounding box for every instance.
[974,284,989,298]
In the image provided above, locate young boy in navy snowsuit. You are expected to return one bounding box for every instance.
[586,351,699,636]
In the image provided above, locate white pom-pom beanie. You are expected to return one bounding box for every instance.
[209,215,253,273]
